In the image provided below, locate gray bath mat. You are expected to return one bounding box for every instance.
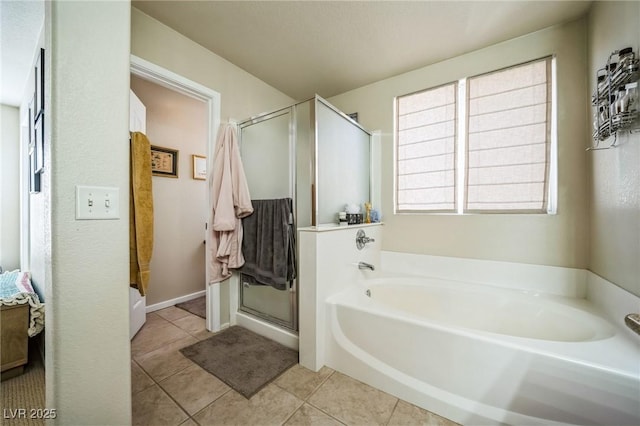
[180,326,298,398]
[175,296,206,319]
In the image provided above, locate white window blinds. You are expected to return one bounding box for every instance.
[396,83,457,212]
[466,58,552,212]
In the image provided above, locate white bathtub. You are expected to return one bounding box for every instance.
[325,276,640,425]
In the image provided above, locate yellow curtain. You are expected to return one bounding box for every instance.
[130,132,154,296]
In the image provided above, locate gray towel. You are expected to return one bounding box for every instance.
[238,198,296,290]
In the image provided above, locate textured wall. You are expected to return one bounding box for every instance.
[587,1,640,297]
[131,8,294,121]
[329,18,590,270]
[46,1,131,423]
[131,7,294,324]
[0,104,20,271]
[14,2,46,305]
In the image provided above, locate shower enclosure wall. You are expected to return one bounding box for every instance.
[236,95,372,336]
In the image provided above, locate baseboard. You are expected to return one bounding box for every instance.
[146,290,206,313]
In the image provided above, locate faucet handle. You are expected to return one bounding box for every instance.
[356,229,374,250]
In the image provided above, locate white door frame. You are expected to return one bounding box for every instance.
[129,89,147,339]
[130,55,222,332]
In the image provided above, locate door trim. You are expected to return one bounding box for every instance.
[130,55,222,332]
[129,88,147,339]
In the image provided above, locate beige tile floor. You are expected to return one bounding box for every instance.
[132,307,459,426]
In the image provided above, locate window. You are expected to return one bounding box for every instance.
[395,57,555,214]
[396,83,457,212]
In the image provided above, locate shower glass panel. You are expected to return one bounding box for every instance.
[316,100,371,224]
[295,100,313,228]
[234,95,371,333]
[239,109,295,329]
[240,111,293,199]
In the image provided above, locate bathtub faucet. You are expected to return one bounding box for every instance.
[356,229,375,250]
[358,261,375,271]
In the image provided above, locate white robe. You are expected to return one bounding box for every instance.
[207,124,253,283]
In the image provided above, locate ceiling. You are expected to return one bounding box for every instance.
[0,0,44,106]
[133,0,593,100]
[1,1,593,107]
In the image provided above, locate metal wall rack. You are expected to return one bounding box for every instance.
[589,48,639,151]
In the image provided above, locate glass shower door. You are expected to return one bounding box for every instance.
[238,109,296,329]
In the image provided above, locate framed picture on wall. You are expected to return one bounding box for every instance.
[34,48,45,120]
[28,104,33,146]
[29,145,40,193]
[151,145,179,178]
[34,118,44,173]
[192,155,206,180]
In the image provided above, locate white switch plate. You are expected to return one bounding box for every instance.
[76,185,120,220]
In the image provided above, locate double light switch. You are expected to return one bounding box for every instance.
[76,185,120,220]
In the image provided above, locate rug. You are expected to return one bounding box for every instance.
[180,326,298,398]
[175,296,206,319]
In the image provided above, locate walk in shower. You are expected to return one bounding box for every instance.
[235,95,372,338]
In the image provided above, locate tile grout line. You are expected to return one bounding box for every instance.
[278,396,306,425]
[305,369,336,402]
[302,370,350,425]
[131,315,194,359]
[163,310,214,341]
[304,401,347,426]
[131,363,190,425]
[131,332,185,359]
[132,326,205,424]
[131,359,156,396]
[131,312,204,426]
[305,370,404,426]
[151,382,190,426]
[385,399,401,426]
[134,347,217,425]
[135,351,194,384]
[270,364,316,425]
[271,367,344,426]
[188,387,233,425]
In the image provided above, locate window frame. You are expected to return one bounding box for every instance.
[394,55,557,215]
[394,81,459,214]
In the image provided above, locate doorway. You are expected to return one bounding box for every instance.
[129,56,221,332]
